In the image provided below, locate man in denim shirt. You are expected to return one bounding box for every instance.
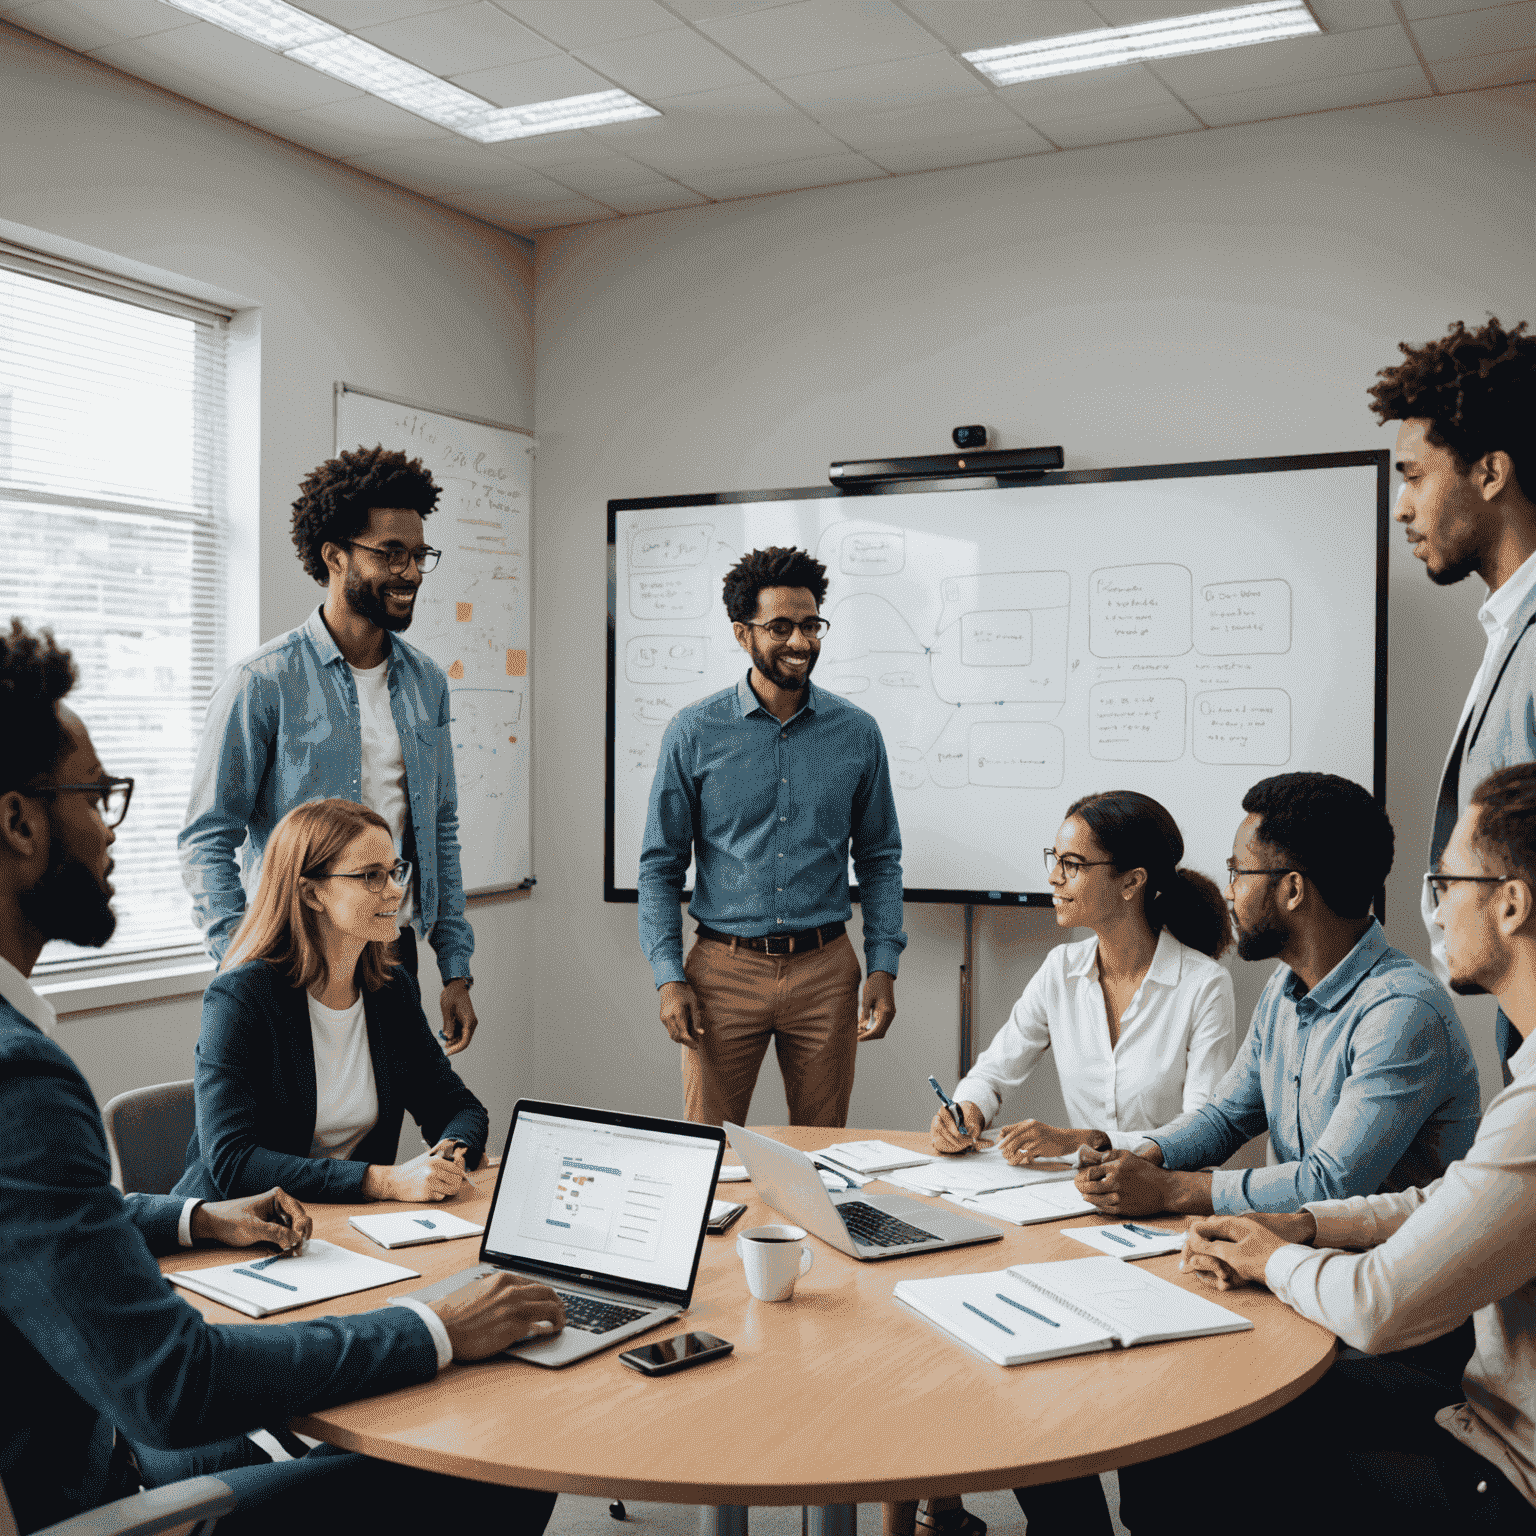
[639,546,906,1127]
[179,448,477,1051]
[1077,772,1479,1218]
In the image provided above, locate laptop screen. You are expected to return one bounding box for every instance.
[484,1104,723,1297]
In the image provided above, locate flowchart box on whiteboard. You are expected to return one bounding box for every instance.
[625,635,708,684]
[968,723,1064,788]
[840,529,904,575]
[1090,681,1186,761]
[629,524,711,569]
[1197,579,1292,655]
[961,611,1032,667]
[1090,565,1192,656]
[1193,689,1291,765]
[629,568,711,619]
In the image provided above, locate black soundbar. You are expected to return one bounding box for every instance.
[829,445,1064,486]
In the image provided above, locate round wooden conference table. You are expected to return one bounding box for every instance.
[160,1127,1335,1527]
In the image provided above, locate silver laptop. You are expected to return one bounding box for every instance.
[405,1100,724,1367]
[724,1123,1002,1261]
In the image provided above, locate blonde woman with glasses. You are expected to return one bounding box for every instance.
[174,798,487,1206]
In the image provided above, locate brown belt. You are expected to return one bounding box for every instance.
[694,921,846,957]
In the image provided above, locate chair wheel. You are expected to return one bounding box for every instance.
[609,1501,626,1520]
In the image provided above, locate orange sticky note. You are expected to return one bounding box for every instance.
[508,735,517,744]
[448,659,465,680]
[456,602,473,622]
[506,649,527,677]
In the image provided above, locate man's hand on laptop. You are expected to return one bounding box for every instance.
[428,1273,566,1361]
[659,981,706,1048]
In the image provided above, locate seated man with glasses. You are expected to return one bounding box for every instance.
[179,446,480,1055]
[1077,772,1479,1223]
[175,797,489,1208]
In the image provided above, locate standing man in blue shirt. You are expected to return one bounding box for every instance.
[639,546,906,1127]
[1076,772,1479,1217]
[179,448,477,1052]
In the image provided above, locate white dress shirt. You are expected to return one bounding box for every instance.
[1422,547,1536,979]
[1266,1029,1536,1511]
[350,658,413,927]
[954,928,1238,1149]
[306,991,379,1161]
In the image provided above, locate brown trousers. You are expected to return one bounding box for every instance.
[681,933,863,1128]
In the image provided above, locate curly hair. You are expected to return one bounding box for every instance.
[0,620,78,793]
[1067,789,1232,959]
[1241,772,1392,920]
[1368,317,1536,500]
[290,446,441,584]
[1468,764,1536,888]
[721,547,829,624]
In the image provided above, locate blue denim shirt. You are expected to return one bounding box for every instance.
[178,607,472,983]
[638,674,906,988]
[1149,920,1479,1214]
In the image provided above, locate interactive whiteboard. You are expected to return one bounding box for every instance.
[336,383,533,895]
[606,453,1386,906]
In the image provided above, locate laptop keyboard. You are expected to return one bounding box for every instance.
[553,1289,649,1335]
[837,1201,940,1249]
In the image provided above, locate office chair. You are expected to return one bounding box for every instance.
[102,1081,196,1196]
[0,1473,234,1536]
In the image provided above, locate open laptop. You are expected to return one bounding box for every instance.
[404,1100,724,1367]
[725,1123,1002,1261]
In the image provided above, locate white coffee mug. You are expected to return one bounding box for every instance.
[736,1224,814,1302]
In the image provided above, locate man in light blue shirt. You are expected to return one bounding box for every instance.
[179,448,478,1051]
[639,546,906,1126]
[1077,772,1479,1217]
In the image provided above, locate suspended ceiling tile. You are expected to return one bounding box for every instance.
[1000,62,1184,122]
[1089,0,1236,21]
[2,0,197,50]
[1042,98,1203,148]
[774,51,990,117]
[662,0,802,18]
[858,123,1056,173]
[1306,0,1402,29]
[1148,23,1420,96]
[535,154,680,192]
[1428,44,1536,87]
[573,26,757,99]
[246,111,386,159]
[344,137,552,191]
[486,128,621,167]
[695,0,947,79]
[1401,0,1529,17]
[302,2,467,23]
[87,36,302,119]
[513,199,622,231]
[91,20,367,113]
[354,2,560,77]
[1409,1,1536,60]
[587,183,711,215]
[1189,62,1433,127]
[677,151,889,200]
[818,91,1028,149]
[276,91,455,142]
[898,0,1106,52]
[494,0,679,51]
[449,50,612,108]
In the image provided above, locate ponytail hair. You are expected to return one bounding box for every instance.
[1065,790,1233,960]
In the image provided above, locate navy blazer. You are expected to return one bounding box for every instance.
[174,961,489,1204]
[0,1000,437,1535]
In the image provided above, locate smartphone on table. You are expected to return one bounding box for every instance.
[619,1331,734,1376]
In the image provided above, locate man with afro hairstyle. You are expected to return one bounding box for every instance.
[179,446,479,1052]
[639,545,906,1127]
[1372,317,1536,1076]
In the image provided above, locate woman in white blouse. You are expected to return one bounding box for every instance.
[934,788,1237,1165]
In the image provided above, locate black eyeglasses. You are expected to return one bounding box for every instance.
[1424,871,1511,900]
[302,859,413,895]
[1044,849,1115,879]
[1226,861,1303,882]
[22,776,135,828]
[742,618,830,642]
[347,541,441,574]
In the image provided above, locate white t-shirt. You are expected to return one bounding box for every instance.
[307,991,379,1162]
[349,658,413,927]
[954,927,1238,1150]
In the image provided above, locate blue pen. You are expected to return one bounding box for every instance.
[927,1075,973,1141]
[1124,1222,1173,1241]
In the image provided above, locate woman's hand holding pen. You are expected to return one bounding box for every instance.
[364,1146,467,1203]
[929,1100,991,1154]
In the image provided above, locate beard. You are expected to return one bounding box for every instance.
[19,838,116,948]
[1449,975,1490,996]
[1428,550,1480,587]
[1235,908,1288,963]
[344,569,417,632]
[749,640,818,692]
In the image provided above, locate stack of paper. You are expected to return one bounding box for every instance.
[1063,1222,1187,1259]
[817,1140,934,1174]
[169,1239,419,1317]
[958,1180,1097,1226]
[349,1211,485,1250]
[883,1147,1078,1198]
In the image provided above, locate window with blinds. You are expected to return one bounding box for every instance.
[0,250,229,972]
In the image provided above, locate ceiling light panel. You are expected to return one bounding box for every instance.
[963,1,1321,86]
[160,0,339,50]
[458,89,661,143]
[288,34,489,126]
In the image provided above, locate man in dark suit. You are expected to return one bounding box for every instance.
[0,619,563,1535]
[1370,317,1536,1075]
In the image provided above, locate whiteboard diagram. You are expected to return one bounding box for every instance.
[337,384,533,895]
[606,455,1385,903]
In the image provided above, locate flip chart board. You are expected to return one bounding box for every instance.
[606,452,1387,905]
[336,383,533,894]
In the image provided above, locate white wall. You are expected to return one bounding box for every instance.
[0,23,538,1136]
[533,84,1536,1136]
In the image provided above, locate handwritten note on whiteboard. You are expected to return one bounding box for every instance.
[335,383,533,894]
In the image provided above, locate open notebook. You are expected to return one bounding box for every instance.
[169,1239,418,1317]
[894,1256,1252,1367]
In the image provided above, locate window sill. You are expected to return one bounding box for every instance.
[37,956,216,1017]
